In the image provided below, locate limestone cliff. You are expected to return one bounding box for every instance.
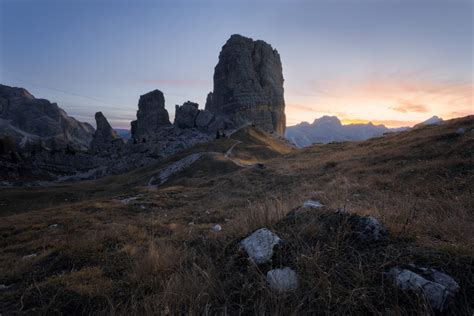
[205,34,286,135]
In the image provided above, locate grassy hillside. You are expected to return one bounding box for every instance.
[0,117,473,314]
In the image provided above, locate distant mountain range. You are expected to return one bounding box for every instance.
[285,115,443,147]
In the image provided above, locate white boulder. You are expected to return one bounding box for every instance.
[266,267,299,292]
[210,224,222,232]
[240,228,281,264]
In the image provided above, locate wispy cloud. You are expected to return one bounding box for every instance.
[447,109,474,118]
[390,101,429,113]
[136,78,210,88]
[286,103,317,112]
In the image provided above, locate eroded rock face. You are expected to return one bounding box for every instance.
[0,84,94,150]
[205,34,286,135]
[90,112,123,153]
[174,101,199,129]
[195,110,215,129]
[131,89,170,140]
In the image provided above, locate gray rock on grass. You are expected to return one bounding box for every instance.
[266,267,299,292]
[240,228,281,264]
[211,224,222,232]
[352,215,386,241]
[388,266,460,311]
[303,200,324,208]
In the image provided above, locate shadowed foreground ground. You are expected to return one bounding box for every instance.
[1,117,473,314]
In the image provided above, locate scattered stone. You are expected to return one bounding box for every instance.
[49,224,58,228]
[387,266,460,311]
[266,267,299,292]
[240,228,281,264]
[456,127,466,135]
[210,224,222,232]
[205,34,286,136]
[336,207,348,214]
[351,215,386,241]
[22,253,37,259]
[303,200,324,208]
[120,196,139,205]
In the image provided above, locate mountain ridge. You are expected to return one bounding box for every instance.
[286,115,417,147]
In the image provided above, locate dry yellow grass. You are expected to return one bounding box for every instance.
[0,116,473,314]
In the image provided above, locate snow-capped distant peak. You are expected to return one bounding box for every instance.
[421,116,443,125]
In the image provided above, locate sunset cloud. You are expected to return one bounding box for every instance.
[137,78,209,88]
[285,74,473,128]
[390,101,429,113]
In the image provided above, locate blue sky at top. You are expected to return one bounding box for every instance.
[1,0,472,128]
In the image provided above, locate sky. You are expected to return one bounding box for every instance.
[1,0,472,129]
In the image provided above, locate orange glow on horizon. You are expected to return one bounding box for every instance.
[285,78,473,128]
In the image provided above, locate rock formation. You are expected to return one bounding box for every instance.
[205,34,286,136]
[90,112,123,153]
[195,110,215,130]
[131,89,170,140]
[0,84,94,150]
[174,101,199,129]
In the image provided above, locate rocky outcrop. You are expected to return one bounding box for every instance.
[195,110,215,129]
[173,101,230,134]
[0,84,94,150]
[131,89,170,140]
[174,101,199,129]
[205,34,286,136]
[90,112,123,153]
[387,265,460,311]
